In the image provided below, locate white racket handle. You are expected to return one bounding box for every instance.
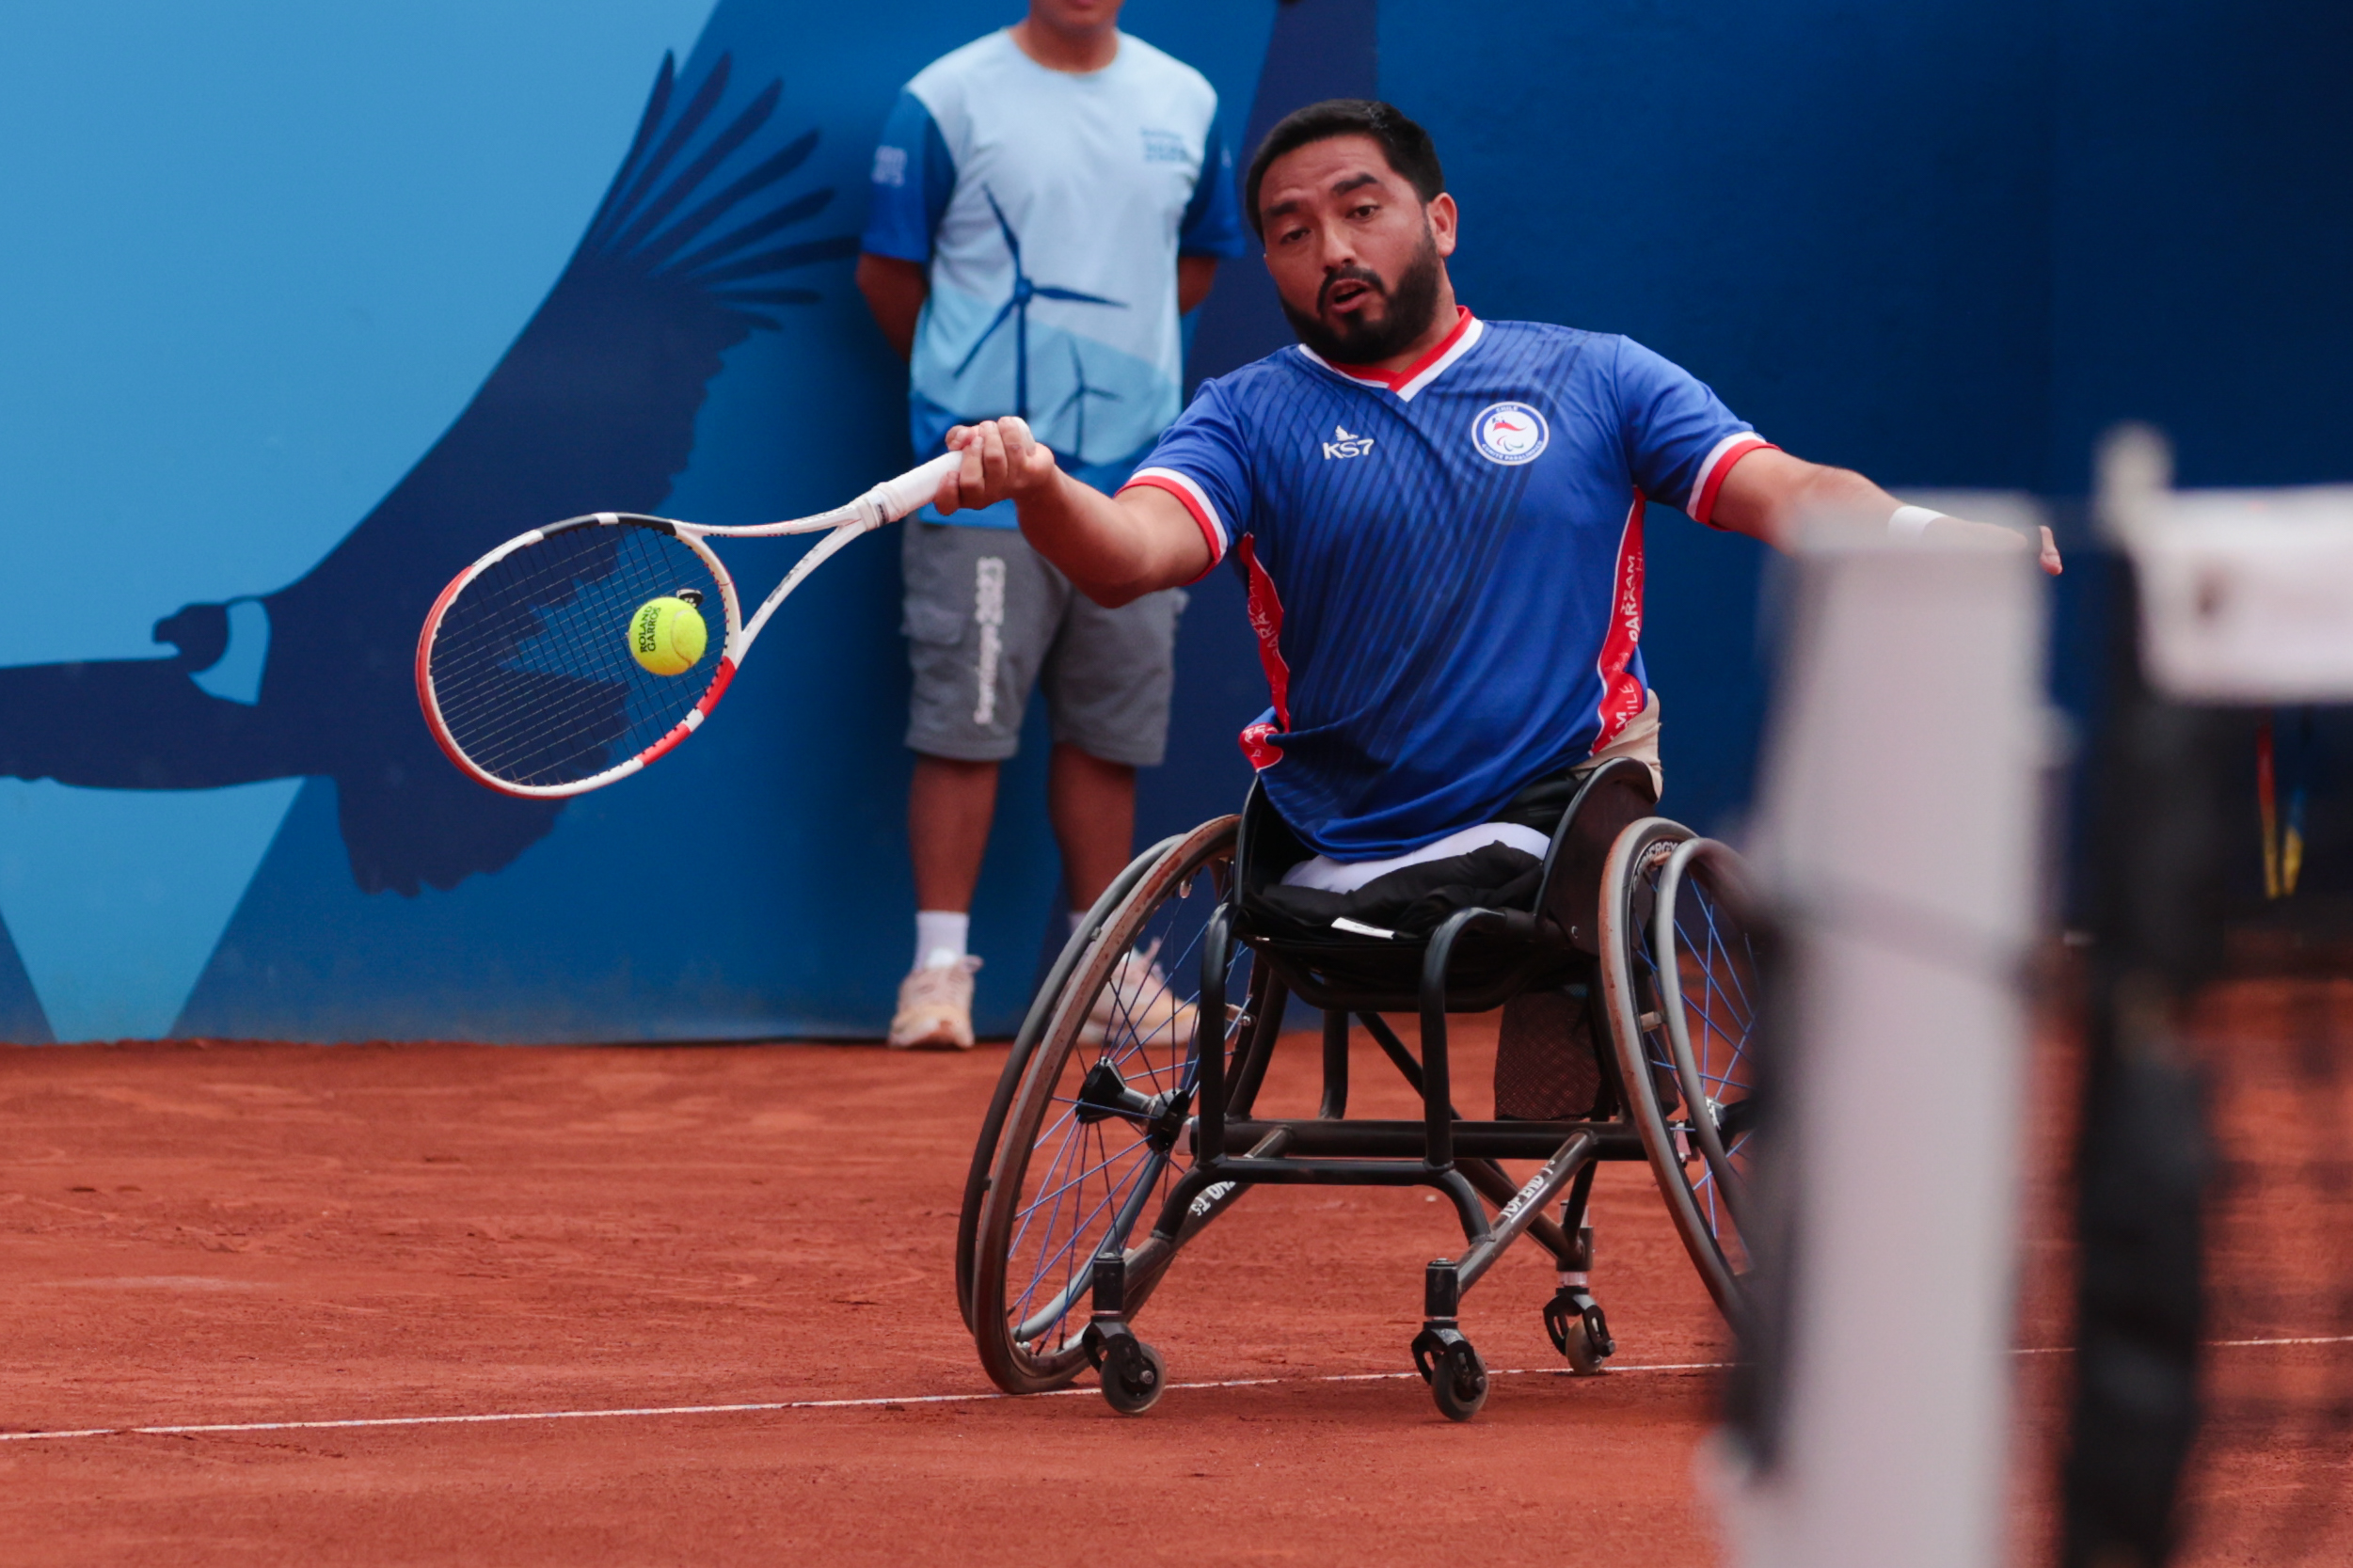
[852,451,962,531]
[673,450,963,539]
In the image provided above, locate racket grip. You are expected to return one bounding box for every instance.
[860,452,962,529]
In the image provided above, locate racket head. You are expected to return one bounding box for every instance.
[417,515,743,798]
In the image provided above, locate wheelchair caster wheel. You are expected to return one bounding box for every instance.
[1544,1288,1615,1376]
[1410,1327,1489,1421]
[1096,1338,1166,1416]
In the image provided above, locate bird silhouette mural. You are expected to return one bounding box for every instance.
[0,53,852,898]
[953,187,1124,420]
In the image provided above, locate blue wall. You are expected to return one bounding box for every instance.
[0,0,716,1042]
[1390,1,2060,837]
[2050,1,2353,493]
[1389,0,2349,855]
[0,0,2342,1042]
[0,0,1280,1043]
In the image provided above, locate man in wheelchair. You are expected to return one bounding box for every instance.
[934,96,2056,1099]
[940,98,2059,1415]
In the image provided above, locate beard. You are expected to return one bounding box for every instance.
[1280,226,1446,365]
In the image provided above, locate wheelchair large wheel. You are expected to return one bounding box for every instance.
[966,816,1251,1394]
[954,832,1182,1334]
[1598,817,1760,1314]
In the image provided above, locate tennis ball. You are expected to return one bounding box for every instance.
[628,595,707,676]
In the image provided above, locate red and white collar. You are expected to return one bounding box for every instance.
[1296,307,1483,403]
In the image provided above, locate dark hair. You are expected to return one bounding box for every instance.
[1243,99,1445,239]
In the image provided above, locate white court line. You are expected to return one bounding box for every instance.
[2011,1333,2353,1357]
[0,1359,1730,1445]
[2208,1334,2353,1349]
[4,1337,2343,1447]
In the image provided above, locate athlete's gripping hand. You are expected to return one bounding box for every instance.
[935,418,1060,517]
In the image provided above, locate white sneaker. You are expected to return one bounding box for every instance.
[889,956,981,1050]
[1081,946,1195,1048]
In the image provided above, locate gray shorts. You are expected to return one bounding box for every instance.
[901,521,1186,767]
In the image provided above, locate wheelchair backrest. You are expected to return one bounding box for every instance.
[1232,779,1312,897]
[1534,757,1658,954]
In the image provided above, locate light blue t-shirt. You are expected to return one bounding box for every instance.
[862,28,1248,527]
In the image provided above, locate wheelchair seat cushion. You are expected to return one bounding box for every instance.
[1239,756,1619,942]
[1280,821,1551,895]
[1245,841,1543,942]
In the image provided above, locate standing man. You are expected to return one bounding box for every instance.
[858,0,1247,1049]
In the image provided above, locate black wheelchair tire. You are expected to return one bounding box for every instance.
[954,832,1184,1334]
[1598,816,1754,1316]
[967,816,1243,1395]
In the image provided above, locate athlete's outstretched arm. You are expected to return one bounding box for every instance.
[1712,448,2063,575]
[931,417,1212,606]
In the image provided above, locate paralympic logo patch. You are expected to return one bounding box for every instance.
[1471,402,1549,465]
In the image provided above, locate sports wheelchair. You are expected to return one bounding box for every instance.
[955,758,1760,1420]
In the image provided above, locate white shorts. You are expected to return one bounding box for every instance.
[1280,689,1666,893]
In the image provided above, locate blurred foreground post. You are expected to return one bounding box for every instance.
[2060,431,2353,1566]
[1720,509,2048,1568]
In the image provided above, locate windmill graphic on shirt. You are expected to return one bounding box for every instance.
[954,186,1125,420]
[1053,339,1123,466]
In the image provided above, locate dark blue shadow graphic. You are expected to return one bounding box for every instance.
[0,904,54,1044]
[0,53,853,896]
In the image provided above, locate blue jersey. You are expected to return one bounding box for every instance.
[860,29,1248,527]
[1121,310,1771,860]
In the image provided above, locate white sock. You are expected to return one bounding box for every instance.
[914,910,969,971]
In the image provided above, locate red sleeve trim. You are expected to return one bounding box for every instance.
[1119,468,1229,583]
[1692,436,1778,529]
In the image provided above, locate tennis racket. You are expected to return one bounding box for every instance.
[417,450,962,798]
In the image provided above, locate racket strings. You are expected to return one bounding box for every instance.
[428,523,725,789]
[436,548,709,783]
[438,531,716,766]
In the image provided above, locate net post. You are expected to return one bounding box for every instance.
[1715,499,2049,1568]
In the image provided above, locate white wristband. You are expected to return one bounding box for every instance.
[1888,504,1945,538]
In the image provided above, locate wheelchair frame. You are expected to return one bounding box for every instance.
[959,752,1754,1419]
[1079,756,1674,1417]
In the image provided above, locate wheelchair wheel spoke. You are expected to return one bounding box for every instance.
[1005,1133,1130,1298]
[1021,1125,1147,1250]
[1611,826,1759,1299]
[1010,1144,1176,1346]
[1014,1135,1141,1227]
[1689,892,1757,1019]
[1010,1135,1163,1338]
[971,818,1245,1392]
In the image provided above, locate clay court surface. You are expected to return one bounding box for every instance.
[1,1021,1730,1566]
[5,980,2346,1566]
